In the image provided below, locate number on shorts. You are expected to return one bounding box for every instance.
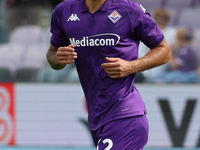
[97,139,113,150]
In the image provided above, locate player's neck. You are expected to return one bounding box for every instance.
[85,0,106,14]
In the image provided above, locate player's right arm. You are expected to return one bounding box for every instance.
[46,44,77,70]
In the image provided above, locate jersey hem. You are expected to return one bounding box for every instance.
[89,110,146,131]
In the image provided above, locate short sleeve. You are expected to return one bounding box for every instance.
[132,4,164,48]
[50,5,69,48]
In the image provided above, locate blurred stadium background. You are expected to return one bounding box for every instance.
[0,0,200,150]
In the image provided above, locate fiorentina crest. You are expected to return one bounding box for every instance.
[108,10,122,24]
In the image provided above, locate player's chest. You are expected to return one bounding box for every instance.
[63,10,131,39]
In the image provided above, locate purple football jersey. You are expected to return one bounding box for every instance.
[50,0,164,130]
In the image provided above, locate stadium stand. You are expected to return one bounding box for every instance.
[19,44,47,69]
[131,0,164,10]
[163,0,194,10]
[15,68,39,82]
[0,0,200,83]
[192,0,200,7]
[0,43,24,77]
[10,25,44,45]
[178,8,200,28]
[0,68,12,82]
[5,25,48,82]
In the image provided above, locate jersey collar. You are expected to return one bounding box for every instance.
[80,0,111,13]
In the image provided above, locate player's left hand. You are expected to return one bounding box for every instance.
[101,57,133,79]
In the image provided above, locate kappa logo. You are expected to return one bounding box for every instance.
[108,10,122,24]
[67,14,80,21]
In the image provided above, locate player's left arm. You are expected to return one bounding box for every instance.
[101,38,171,79]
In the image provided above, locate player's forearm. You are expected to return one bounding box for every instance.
[132,39,171,73]
[46,48,66,70]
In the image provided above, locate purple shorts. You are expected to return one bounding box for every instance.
[90,114,149,150]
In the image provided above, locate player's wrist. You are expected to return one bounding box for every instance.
[129,59,140,74]
[49,55,66,70]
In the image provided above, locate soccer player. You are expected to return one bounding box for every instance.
[46,0,171,149]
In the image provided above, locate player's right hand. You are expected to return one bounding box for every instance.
[56,45,77,64]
